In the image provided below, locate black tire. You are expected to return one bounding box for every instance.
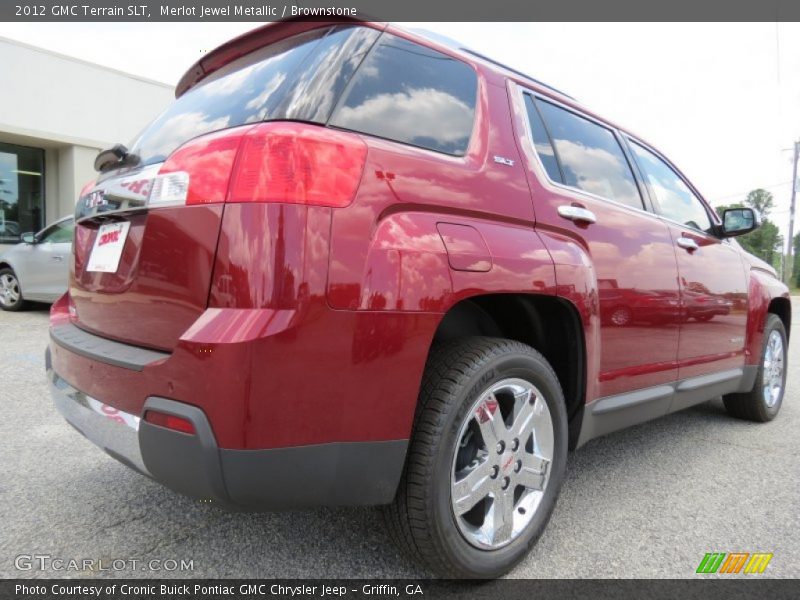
[0,267,28,312]
[382,337,568,578]
[723,314,787,422]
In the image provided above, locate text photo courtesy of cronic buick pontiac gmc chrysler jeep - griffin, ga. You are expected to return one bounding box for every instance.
[42,19,789,578]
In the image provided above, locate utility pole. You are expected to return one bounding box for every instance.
[785,140,799,285]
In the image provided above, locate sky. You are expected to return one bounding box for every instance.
[1,21,798,242]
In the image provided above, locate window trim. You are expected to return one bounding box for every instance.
[516,85,652,216]
[523,93,566,184]
[326,30,480,158]
[624,135,721,238]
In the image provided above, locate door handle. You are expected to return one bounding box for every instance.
[51,255,63,262]
[558,205,597,224]
[676,237,699,252]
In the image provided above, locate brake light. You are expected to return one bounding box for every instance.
[148,122,367,208]
[149,125,253,206]
[144,410,196,435]
[228,122,367,207]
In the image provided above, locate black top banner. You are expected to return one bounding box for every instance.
[3,0,800,22]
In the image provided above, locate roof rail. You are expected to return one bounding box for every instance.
[460,48,576,101]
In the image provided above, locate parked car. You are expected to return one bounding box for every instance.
[684,288,733,322]
[598,280,681,326]
[0,216,74,311]
[0,220,21,244]
[46,19,790,578]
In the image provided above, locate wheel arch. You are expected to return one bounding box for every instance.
[430,293,587,449]
[768,296,791,340]
[745,269,792,363]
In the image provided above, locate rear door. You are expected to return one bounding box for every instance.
[626,139,748,389]
[517,90,682,398]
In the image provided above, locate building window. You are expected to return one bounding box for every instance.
[0,142,45,243]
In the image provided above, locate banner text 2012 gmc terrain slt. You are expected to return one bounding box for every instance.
[47,19,790,578]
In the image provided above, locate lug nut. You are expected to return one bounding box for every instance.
[514,460,522,473]
[496,441,505,454]
[490,465,499,479]
[511,438,519,451]
[501,477,510,490]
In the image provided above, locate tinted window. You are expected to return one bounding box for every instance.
[536,99,643,210]
[40,219,74,244]
[523,94,562,182]
[629,141,712,232]
[131,26,380,166]
[330,34,477,155]
[280,26,380,123]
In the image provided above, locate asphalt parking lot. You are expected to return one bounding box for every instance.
[1,302,798,579]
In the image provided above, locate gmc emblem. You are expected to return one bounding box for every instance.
[85,190,108,209]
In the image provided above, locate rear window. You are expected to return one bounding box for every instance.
[330,33,478,155]
[130,25,380,166]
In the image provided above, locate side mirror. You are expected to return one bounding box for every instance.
[721,207,760,237]
[20,232,36,244]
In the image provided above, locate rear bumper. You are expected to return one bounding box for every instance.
[47,348,407,510]
[48,361,149,477]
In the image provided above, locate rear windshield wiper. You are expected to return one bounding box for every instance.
[94,144,140,172]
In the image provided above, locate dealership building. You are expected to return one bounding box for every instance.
[0,37,173,248]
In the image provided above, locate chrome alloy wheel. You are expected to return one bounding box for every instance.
[763,330,785,408]
[610,307,631,326]
[0,273,20,307]
[450,378,554,550]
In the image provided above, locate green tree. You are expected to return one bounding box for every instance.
[716,189,783,269]
[793,232,800,287]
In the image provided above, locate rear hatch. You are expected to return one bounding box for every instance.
[70,22,381,351]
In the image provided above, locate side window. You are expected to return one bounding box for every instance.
[330,34,477,155]
[534,98,643,210]
[629,141,712,233]
[40,220,74,244]
[523,94,563,182]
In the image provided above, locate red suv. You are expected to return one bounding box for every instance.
[48,19,790,578]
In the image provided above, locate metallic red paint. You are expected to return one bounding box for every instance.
[70,205,223,351]
[51,23,789,458]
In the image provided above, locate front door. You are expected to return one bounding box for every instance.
[626,140,748,386]
[21,219,73,300]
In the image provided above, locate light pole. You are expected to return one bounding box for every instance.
[784,140,799,285]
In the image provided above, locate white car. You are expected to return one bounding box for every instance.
[0,216,74,311]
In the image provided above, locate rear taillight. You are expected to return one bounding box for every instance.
[144,410,196,435]
[228,122,367,207]
[148,122,367,208]
[150,126,251,206]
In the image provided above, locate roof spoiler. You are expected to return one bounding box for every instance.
[175,17,382,98]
